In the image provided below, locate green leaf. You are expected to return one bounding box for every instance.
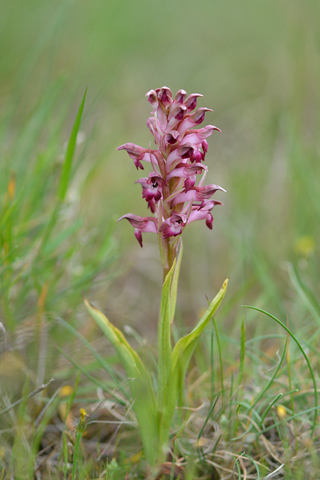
[58,88,87,201]
[84,299,159,465]
[159,278,229,451]
[172,278,229,376]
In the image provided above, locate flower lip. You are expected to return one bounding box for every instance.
[159,212,188,239]
[117,213,158,233]
[165,131,180,145]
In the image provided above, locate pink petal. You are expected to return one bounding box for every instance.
[117,143,158,170]
[166,145,194,172]
[145,89,159,111]
[166,162,207,180]
[167,104,187,130]
[134,229,143,247]
[181,125,221,146]
[174,89,187,104]
[185,93,203,112]
[178,108,212,135]
[117,213,158,233]
[156,86,172,108]
[172,184,225,206]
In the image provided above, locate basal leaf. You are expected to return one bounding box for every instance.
[84,299,159,465]
[171,277,229,374]
[158,278,229,451]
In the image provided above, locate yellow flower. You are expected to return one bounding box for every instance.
[80,408,87,420]
[294,236,315,257]
[59,385,73,397]
[277,405,286,419]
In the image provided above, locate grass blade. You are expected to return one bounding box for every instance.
[243,305,318,435]
[58,88,87,201]
[288,263,320,326]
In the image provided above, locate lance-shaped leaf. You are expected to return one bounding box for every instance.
[84,299,159,466]
[158,278,228,448]
[172,277,228,395]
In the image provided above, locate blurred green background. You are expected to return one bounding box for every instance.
[1,0,319,335]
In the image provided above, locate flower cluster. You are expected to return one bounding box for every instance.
[118,87,225,270]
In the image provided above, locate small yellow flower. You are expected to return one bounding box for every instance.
[77,408,88,435]
[80,408,87,420]
[277,405,286,419]
[59,385,74,397]
[294,236,315,257]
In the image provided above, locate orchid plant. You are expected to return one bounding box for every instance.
[85,87,228,469]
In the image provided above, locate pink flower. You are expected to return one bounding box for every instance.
[159,213,188,239]
[117,213,157,247]
[136,172,163,213]
[117,143,158,170]
[172,184,226,206]
[118,87,225,255]
[189,200,223,230]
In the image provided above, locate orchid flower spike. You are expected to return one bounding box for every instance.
[117,87,225,275]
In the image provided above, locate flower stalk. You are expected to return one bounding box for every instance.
[85,87,228,468]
